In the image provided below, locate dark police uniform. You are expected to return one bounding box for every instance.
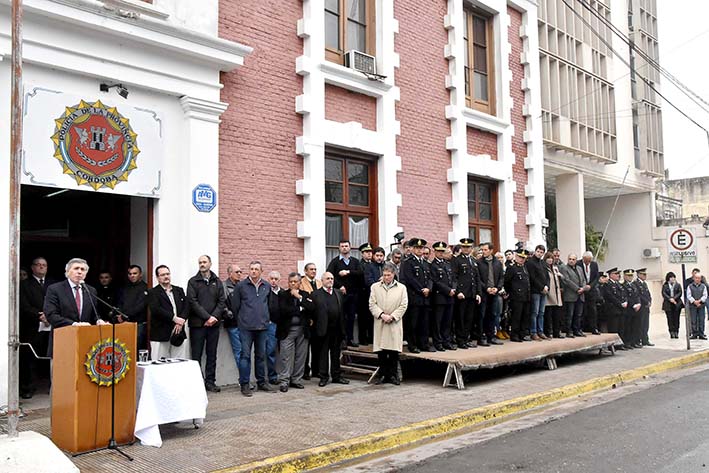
[357,243,374,346]
[399,238,433,353]
[430,242,456,350]
[504,250,530,342]
[634,269,653,346]
[451,238,482,348]
[601,269,626,348]
[621,270,641,348]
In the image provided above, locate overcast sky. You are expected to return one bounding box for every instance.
[657,1,709,179]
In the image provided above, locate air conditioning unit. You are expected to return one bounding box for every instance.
[642,247,661,259]
[345,50,376,75]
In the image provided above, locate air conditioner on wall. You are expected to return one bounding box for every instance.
[642,247,661,259]
[345,50,377,75]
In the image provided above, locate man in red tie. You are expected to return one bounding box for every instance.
[44,258,108,357]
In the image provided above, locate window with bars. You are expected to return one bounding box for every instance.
[325,0,376,65]
[325,153,377,262]
[467,177,499,250]
[464,9,496,114]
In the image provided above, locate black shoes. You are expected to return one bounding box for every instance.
[375,376,400,386]
[434,345,445,351]
[290,382,305,389]
[489,338,503,345]
[332,378,350,384]
[205,383,221,393]
[478,339,490,347]
[425,346,437,353]
[348,340,359,348]
[241,385,253,397]
[592,330,601,335]
[318,378,328,387]
[574,331,587,338]
[409,346,421,354]
[279,384,289,393]
[443,343,457,350]
[566,332,575,338]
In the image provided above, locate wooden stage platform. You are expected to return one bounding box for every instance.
[341,333,622,389]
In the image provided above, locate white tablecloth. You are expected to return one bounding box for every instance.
[134,360,208,447]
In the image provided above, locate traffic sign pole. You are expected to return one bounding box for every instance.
[682,263,690,350]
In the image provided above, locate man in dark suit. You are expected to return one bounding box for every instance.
[577,251,601,335]
[326,240,364,348]
[400,238,433,353]
[312,272,349,387]
[19,257,52,399]
[44,258,109,357]
[450,238,481,348]
[148,265,189,360]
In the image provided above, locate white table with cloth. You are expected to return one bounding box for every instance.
[134,359,208,447]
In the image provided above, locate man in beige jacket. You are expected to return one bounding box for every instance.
[369,262,408,385]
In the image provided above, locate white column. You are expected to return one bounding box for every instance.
[555,173,586,255]
[0,57,10,405]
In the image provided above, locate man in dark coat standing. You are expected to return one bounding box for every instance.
[450,238,481,348]
[187,255,226,392]
[312,272,349,387]
[148,264,189,359]
[326,240,364,347]
[478,242,505,345]
[577,251,601,335]
[45,258,109,356]
[19,257,52,399]
[430,242,456,351]
[504,249,531,342]
[118,264,149,350]
[399,238,433,353]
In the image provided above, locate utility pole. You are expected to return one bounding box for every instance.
[8,0,24,438]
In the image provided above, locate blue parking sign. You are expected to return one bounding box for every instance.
[192,184,217,213]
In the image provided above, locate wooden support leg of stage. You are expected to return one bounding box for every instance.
[545,357,558,370]
[443,363,465,389]
[367,367,380,384]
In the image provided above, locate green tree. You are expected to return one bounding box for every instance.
[586,223,608,262]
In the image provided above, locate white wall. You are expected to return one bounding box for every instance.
[0,47,12,407]
[154,0,219,36]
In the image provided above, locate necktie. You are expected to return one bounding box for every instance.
[74,286,82,321]
[39,278,44,287]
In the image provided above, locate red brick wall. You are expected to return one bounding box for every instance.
[467,127,498,159]
[325,84,377,131]
[395,0,452,244]
[508,7,530,242]
[218,2,304,279]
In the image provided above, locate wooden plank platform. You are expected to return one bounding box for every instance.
[342,333,622,389]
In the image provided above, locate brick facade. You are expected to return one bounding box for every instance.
[508,7,530,242]
[218,2,304,278]
[395,0,452,243]
[325,85,377,131]
[467,127,498,160]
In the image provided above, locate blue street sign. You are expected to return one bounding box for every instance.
[192,184,217,213]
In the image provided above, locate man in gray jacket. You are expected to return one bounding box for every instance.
[559,254,586,338]
[230,261,274,396]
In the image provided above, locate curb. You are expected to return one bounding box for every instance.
[213,350,709,473]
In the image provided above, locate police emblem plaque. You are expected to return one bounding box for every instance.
[51,100,140,190]
[84,338,131,386]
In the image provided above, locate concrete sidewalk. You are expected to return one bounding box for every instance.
[14,315,708,473]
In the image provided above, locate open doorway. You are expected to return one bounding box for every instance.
[18,185,152,401]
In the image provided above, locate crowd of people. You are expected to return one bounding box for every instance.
[17,239,709,398]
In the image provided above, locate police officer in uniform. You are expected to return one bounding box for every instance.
[430,242,457,351]
[621,269,642,349]
[399,238,433,353]
[602,268,627,349]
[504,249,531,342]
[451,238,482,348]
[357,243,374,345]
[634,268,654,347]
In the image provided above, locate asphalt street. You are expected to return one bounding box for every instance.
[398,368,709,473]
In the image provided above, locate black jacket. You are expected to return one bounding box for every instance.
[400,256,433,306]
[96,283,117,320]
[277,289,315,340]
[19,277,49,342]
[365,261,384,288]
[118,280,148,323]
[525,256,549,294]
[662,281,684,312]
[450,254,481,298]
[44,280,100,357]
[477,257,504,292]
[430,258,455,305]
[602,280,626,317]
[148,285,188,342]
[504,263,530,302]
[186,271,226,328]
[312,288,346,339]
[326,256,364,294]
[269,287,283,324]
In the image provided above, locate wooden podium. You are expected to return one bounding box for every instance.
[51,323,137,454]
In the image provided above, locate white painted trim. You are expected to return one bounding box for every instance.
[297,0,401,274]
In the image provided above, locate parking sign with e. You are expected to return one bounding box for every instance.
[667,227,697,263]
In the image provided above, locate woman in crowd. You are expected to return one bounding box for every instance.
[369,262,408,385]
[543,251,564,339]
[661,271,683,339]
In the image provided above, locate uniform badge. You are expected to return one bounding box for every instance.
[52,100,140,190]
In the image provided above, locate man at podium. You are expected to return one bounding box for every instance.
[44,258,109,355]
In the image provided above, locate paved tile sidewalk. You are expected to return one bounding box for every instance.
[16,316,706,473]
